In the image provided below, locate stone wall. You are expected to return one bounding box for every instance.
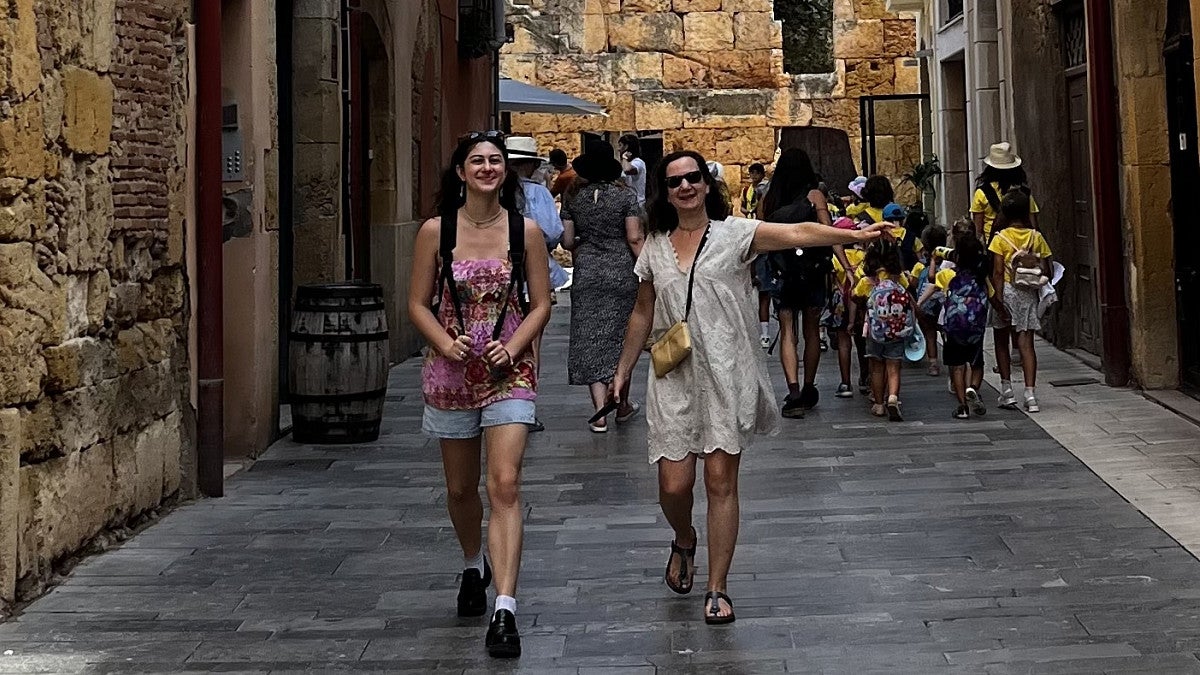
[502,0,920,200]
[0,0,192,607]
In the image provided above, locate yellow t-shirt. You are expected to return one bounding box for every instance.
[935,268,995,297]
[970,183,1041,240]
[834,247,867,285]
[987,227,1052,284]
[845,203,884,224]
[852,271,912,299]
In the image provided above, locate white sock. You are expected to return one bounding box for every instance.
[1001,379,1013,394]
[760,321,770,338]
[494,595,516,616]
[464,550,485,574]
[1024,386,1036,399]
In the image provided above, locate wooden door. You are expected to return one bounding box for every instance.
[1165,22,1200,390]
[1067,72,1101,356]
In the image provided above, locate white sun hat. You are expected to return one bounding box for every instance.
[505,136,546,163]
[983,142,1023,170]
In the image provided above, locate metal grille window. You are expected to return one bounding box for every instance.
[776,0,834,74]
[1062,9,1087,69]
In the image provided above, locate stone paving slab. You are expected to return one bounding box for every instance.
[5,312,1200,672]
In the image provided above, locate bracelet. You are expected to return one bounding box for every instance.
[502,346,513,362]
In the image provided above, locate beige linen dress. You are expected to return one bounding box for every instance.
[634,216,780,464]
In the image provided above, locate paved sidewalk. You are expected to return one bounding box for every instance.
[5,313,1200,672]
[981,337,1200,556]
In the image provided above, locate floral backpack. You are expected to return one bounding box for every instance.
[943,273,990,345]
[866,278,915,342]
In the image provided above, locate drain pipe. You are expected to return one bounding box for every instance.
[1085,0,1132,387]
[196,0,225,497]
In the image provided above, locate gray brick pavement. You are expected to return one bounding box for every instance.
[4,312,1200,673]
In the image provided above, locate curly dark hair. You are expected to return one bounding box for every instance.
[646,150,730,234]
[436,135,524,222]
[861,175,895,209]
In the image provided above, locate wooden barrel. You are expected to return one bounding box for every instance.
[289,283,389,444]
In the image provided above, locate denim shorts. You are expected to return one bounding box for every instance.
[422,398,536,439]
[866,338,905,360]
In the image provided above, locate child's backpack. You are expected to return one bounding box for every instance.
[942,273,989,345]
[866,278,915,343]
[995,231,1047,289]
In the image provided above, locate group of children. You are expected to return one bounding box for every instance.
[821,170,1054,421]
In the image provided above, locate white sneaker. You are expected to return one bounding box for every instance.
[998,389,1018,409]
[1024,395,1040,413]
[760,335,771,350]
[965,388,987,416]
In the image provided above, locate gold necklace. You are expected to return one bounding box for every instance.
[462,207,503,228]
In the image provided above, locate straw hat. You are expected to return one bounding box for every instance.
[983,142,1022,170]
[505,136,546,163]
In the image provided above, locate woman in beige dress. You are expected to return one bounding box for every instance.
[612,150,886,624]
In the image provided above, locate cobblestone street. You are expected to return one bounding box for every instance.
[4,313,1200,673]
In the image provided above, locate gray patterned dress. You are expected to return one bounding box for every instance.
[563,182,641,385]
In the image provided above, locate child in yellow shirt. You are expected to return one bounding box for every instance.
[988,190,1053,413]
[910,224,948,377]
[853,240,914,421]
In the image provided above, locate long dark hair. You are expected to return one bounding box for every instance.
[436,135,524,223]
[989,187,1034,245]
[646,150,730,234]
[976,165,1028,192]
[761,148,819,218]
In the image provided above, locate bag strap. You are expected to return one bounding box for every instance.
[683,224,712,322]
[981,182,1001,211]
[490,209,529,342]
[436,216,466,335]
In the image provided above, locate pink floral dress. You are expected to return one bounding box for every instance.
[422,259,537,410]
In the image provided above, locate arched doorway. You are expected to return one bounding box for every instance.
[1165,0,1200,391]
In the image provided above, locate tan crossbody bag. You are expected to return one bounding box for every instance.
[650,224,710,378]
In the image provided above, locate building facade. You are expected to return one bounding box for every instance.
[502,0,922,202]
[899,0,1197,392]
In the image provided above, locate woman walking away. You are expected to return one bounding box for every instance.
[611,151,886,625]
[406,131,552,659]
[853,239,915,421]
[971,142,1040,241]
[760,148,856,418]
[562,141,645,432]
[989,189,1053,413]
[936,230,996,419]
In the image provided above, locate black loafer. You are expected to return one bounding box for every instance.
[781,395,805,419]
[486,609,521,658]
[456,557,492,617]
[798,383,820,410]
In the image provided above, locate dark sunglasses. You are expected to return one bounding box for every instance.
[666,170,704,189]
[459,130,507,144]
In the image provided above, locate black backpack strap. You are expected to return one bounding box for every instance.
[436,216,466,335]
[981,182,1001,211]
[490,210,530,342]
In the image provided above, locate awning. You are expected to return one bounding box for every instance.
[498,79,607,116]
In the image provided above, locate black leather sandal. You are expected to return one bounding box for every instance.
[664,527,697,595]
[704,591,735,625]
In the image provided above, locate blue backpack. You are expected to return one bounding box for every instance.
[866,278,915,342]
[943,273,989,344]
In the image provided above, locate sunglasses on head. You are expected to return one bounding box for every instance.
[459,130,507,144]
[666,170,704,189]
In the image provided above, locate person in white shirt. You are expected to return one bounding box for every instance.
[619,134,647,207]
